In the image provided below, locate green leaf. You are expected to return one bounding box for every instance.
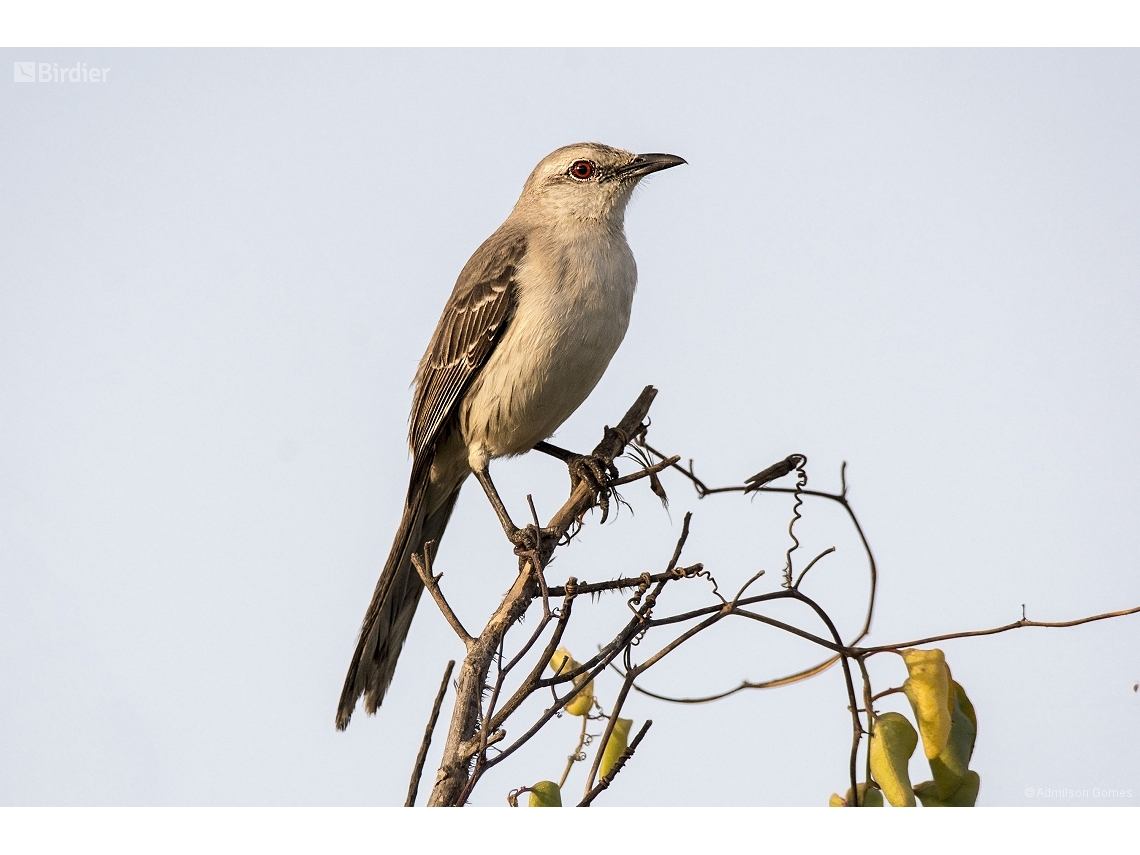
[929,681,978,798]
[599,718,633,779]
[915,771,981,807]
[849,782,884,807]
[901,648,952,760]
[527,781,563,807]
[869,712,919,807]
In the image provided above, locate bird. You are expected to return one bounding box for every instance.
[336,142,685,730]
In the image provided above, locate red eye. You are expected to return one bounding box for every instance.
[569,160,595,180]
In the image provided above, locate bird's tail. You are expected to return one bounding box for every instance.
[336,471,461,730]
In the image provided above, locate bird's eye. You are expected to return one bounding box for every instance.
[569,160,595,180]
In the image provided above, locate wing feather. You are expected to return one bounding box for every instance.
[409,228,525,459]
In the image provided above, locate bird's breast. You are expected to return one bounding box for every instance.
[460,230,637,460]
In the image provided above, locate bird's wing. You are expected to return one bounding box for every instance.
[409,227,526,459]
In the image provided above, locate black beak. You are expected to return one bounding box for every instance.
[617,152,687,179]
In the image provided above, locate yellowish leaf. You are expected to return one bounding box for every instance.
[929,681,978,798]
[869,712,918,807]
[549,647,577,676]
[564,678,594,716]
[831,783,883,807]
[527,780,562,807]
[600,718,633,779]
[902,648,952,759]
[549,647,593,717]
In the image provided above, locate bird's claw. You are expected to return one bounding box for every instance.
[509,524,560,558]
[568,454,618,523]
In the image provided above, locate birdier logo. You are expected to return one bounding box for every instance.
[13,61,111,83]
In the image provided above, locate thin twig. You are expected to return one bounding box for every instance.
[782,588,862,803]
[621,654,841,703]
[411,551,474,647]
[854,656,877,808]
[405,659,455,807]
[793,546,836,589]
[856,604,1140,655]
[542,512,704,600]
[666,512,693,573]
[545,564,705,598]
[608,455,681,487]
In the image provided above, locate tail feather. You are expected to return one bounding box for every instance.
[336,473,462,730]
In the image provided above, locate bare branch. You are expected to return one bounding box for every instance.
[783,588,863,803]
[411,551,474,647]
[856,604,1140,655]
[608,455,681,488]
[853,656,877,807]
[483,587,578,733]
[405,659,455,807]
[545,564,706,598]
[481,566,678,783]
[793,546,836,589]
[428,387,660,807]
[666,511,693,573]
[623,654,842,703]
[478,639,634,775]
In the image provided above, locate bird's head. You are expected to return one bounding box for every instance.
[514,142,685,227]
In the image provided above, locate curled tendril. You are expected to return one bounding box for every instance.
[781,456,808,588]
[626,573,661,646]
[671,562,726,604]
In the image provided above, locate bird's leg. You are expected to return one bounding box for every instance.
[531,440,571,462]
[472,464,558,555]
[472,465,520,538]
[533,439,620,522]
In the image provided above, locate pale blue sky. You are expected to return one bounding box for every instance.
[1,49,1137,806]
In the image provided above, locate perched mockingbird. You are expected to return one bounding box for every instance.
[336,142,685,730]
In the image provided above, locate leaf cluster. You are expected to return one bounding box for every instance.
[834,648,980,807]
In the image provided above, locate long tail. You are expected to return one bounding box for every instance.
[336,470,462,730]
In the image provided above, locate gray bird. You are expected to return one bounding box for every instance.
[336,142,685,730]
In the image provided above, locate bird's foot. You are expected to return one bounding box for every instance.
[567,453,619,523]
[509,524,560,559]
